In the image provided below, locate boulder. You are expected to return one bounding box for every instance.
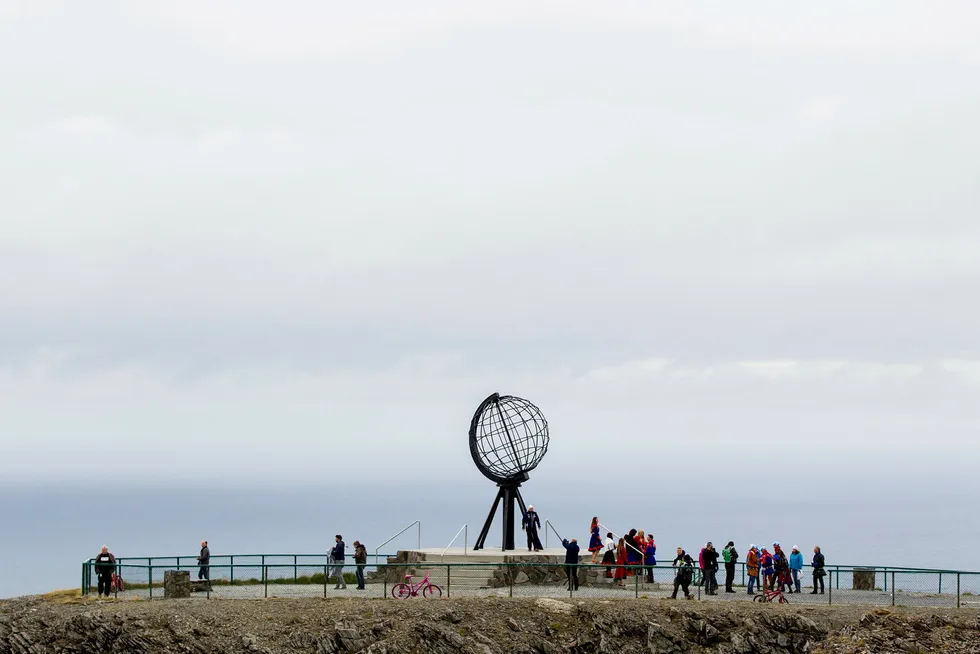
[163,570,191,599]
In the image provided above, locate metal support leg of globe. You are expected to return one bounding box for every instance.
[474,482,528,551]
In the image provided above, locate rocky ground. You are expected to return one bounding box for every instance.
[2,593,979,653]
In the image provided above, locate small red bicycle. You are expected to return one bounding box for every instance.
[753,587,788,603]
[392,571,442,599]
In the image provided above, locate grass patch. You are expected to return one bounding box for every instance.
[42,589,85,604]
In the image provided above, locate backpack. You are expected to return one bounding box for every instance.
[111,573,125,592]
[722,547,731,563]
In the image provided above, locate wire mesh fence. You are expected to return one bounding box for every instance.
[83,559,975,608]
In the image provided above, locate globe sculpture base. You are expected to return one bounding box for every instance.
[474,473,529,551]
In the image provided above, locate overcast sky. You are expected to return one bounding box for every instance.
[1,1,978,484]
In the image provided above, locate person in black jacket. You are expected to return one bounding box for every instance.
[671,547,695,599]
[702,542,720,595]
[723,541,738,593]
[561,538,581,590]
[330,535,347,589]
[811,546,826,594]
[94,545,116,598]
[522,505,543,551]
[197,540,210,581]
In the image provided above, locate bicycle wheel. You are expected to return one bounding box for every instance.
[777,594,789,604]
[753,593,767,603]
[423,584,442,598]
[392,583,412,599]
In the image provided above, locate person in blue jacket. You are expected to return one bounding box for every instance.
[330,535,346,589]
[644,535,657,583]
[561,538,581,590]
[789,545,804,593]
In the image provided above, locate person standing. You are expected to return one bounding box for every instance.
[613,538,627,585]
[702,542,719,595]
[644,534,657,583]
[671,547,695,599]
[811,546,826,594]
[588,517,603,563]
[522,505,543,551]
[790,545,804,594]
[197,540,210,581]
[760,547,774,590]
[772,542,791,593]
[330,535,347,589]
[722,541,738,593]
[561,538,580,590]
[94,545,116,598]
[352,540,367,590]
[746,545,759,595]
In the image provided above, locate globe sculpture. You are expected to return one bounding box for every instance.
[469,392,550,551]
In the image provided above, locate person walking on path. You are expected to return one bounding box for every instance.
[746,545,759,595]
[702,542,720,595]
[561,537,581,590]
[330,535,347,589]
[197,540,210,581]
[671,547,695,599]
[94,545,116,598]
[588,517,603,563]
[352,540,367,590]
[522,505,543,551]
[722,541,738,593]
[790,545,804,594]
[811,546,826,594]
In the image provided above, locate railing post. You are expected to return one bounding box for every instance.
[509,569,514,598]
[323,565,327,598]
[828,571,832,605]
[957,573,961,608]
[177,556,180,572]
[294,555,298,584]
[264,565,269,598]
[81,563,86,596]
[149,564,153,600]
[884,567,887,592]
[447,565,451,598]
[230,555,234,584]
[891,572,895,606]
[635,568,639,598]
[939,573,943,594]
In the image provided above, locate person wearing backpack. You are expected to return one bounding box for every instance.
[671,547,695,599]
[722,541,738,593]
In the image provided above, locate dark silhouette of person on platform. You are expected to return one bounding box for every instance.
[561,538,580,590]
[522,505,543,551]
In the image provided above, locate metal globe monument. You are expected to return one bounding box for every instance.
[469,392,550,551]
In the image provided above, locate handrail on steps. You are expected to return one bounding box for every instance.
[441,524,468,562]
[544,520,563,548]
[598,523,644,558]
[375,520,421,565]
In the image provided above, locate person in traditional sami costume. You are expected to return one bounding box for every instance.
[588,517,603,562]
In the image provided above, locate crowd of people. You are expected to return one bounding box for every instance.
[576,517,827,599]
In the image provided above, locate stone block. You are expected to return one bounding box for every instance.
[164,570,191,598]
[853,568,875,591]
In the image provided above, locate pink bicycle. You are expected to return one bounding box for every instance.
[392,571,442,599]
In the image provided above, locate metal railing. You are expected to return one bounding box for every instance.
[441,524,468,561]
[375,520,421,564]
[543,520,563,547]
[81,558,980,608]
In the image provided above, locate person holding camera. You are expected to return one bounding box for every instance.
[330,535,347,589]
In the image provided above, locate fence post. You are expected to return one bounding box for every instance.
[230,555,234,585]
[176,556,180,571]
[569,566,574,599]
[828,571,832,606]
[447,565,451,599]
[324,565,327,598]
[891,572,895,606]
[884,567,887,592]
[939,573,943,594]
[149,565,153,600]
[294,555,298,584]
[741,563,745,588]
[264,567,269,598]
[261,555,266,585]
[509,570,514,598]
[836,566,839,590]
[957,573,961,608]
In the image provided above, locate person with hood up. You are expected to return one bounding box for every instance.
[760,547,774,590]
[746,545,760,595]
[722,541,738,593]
[789,545,804,594]
[671,547,695,599]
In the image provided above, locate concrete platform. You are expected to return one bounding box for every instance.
[402,548,571,562]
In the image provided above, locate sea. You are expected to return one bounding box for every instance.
[3,461,978,599]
